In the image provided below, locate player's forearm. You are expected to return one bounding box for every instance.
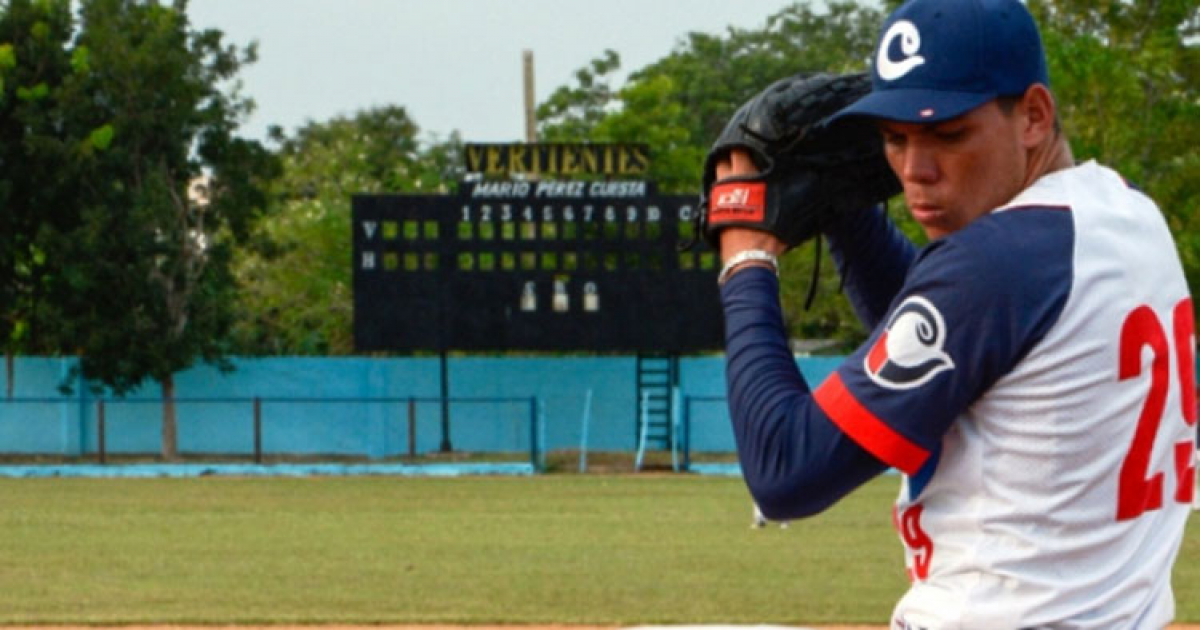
[721,267,887,519]
[824,204,917,329]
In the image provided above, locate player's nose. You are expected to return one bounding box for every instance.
[898,144,939,185]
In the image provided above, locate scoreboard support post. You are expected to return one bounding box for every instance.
[439,351,452,453]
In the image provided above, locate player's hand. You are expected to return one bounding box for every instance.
[697,72,899,259]
[716,150,788,264]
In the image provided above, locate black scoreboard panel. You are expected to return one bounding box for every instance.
[353,181,723,353]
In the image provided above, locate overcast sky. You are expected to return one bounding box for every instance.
[188,0,805,145]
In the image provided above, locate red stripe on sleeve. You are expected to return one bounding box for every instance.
[866,331,889,373]
[813,372,929,475]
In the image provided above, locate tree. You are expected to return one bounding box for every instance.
[0,0,98,394]
[47,0,278,458]
[231,106,462,355]
[1029,0,1200,298]
[536,49,621,142]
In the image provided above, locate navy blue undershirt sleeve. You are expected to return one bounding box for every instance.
[721,267,887,519]
[824,205,918,330]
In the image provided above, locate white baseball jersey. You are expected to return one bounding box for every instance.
[813,161,1195,628]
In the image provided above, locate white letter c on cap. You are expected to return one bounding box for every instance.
[877,20,925,81]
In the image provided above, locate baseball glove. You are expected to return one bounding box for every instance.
[697,72,901,251]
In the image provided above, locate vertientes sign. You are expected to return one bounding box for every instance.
[464,143,650,177]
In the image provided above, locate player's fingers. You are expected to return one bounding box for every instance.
[715,156,733,180]
[730,149,759,176]
[715,149,760,180]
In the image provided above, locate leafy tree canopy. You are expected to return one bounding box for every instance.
[231,106,462,355]
[0,0,279,457]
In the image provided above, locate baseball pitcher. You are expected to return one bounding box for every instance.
[704,0,1195,626]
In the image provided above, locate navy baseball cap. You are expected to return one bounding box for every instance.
[831,0,1049,123]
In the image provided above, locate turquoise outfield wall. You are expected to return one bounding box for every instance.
[0,356,842,458]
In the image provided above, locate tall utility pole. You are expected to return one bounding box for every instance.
[523,50,537,143]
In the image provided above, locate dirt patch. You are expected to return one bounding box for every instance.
[4,625,1199,630]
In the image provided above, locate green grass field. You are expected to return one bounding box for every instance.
[1,474,1198,625]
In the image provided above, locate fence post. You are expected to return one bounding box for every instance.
[408,397,416,458]
[682,396,691,472]
[253,397,262,464]
[439,352,452,452]
[670,387,679,473]
[529,396,540,472]
[539,398,547,473]
[578,389,593,473]
[97,399,106,465]
[634,391,650,472]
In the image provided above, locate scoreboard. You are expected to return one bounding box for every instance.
[352,180,724,353]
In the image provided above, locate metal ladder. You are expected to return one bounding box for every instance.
[635,354,678,452]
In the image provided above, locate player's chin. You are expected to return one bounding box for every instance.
[907,210,964,242]
[912,214,952,241]
[920,226,951,241]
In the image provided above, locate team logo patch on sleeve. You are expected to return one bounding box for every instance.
[865,295,954,390]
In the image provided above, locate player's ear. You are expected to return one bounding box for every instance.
[1018,84,1056,148]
